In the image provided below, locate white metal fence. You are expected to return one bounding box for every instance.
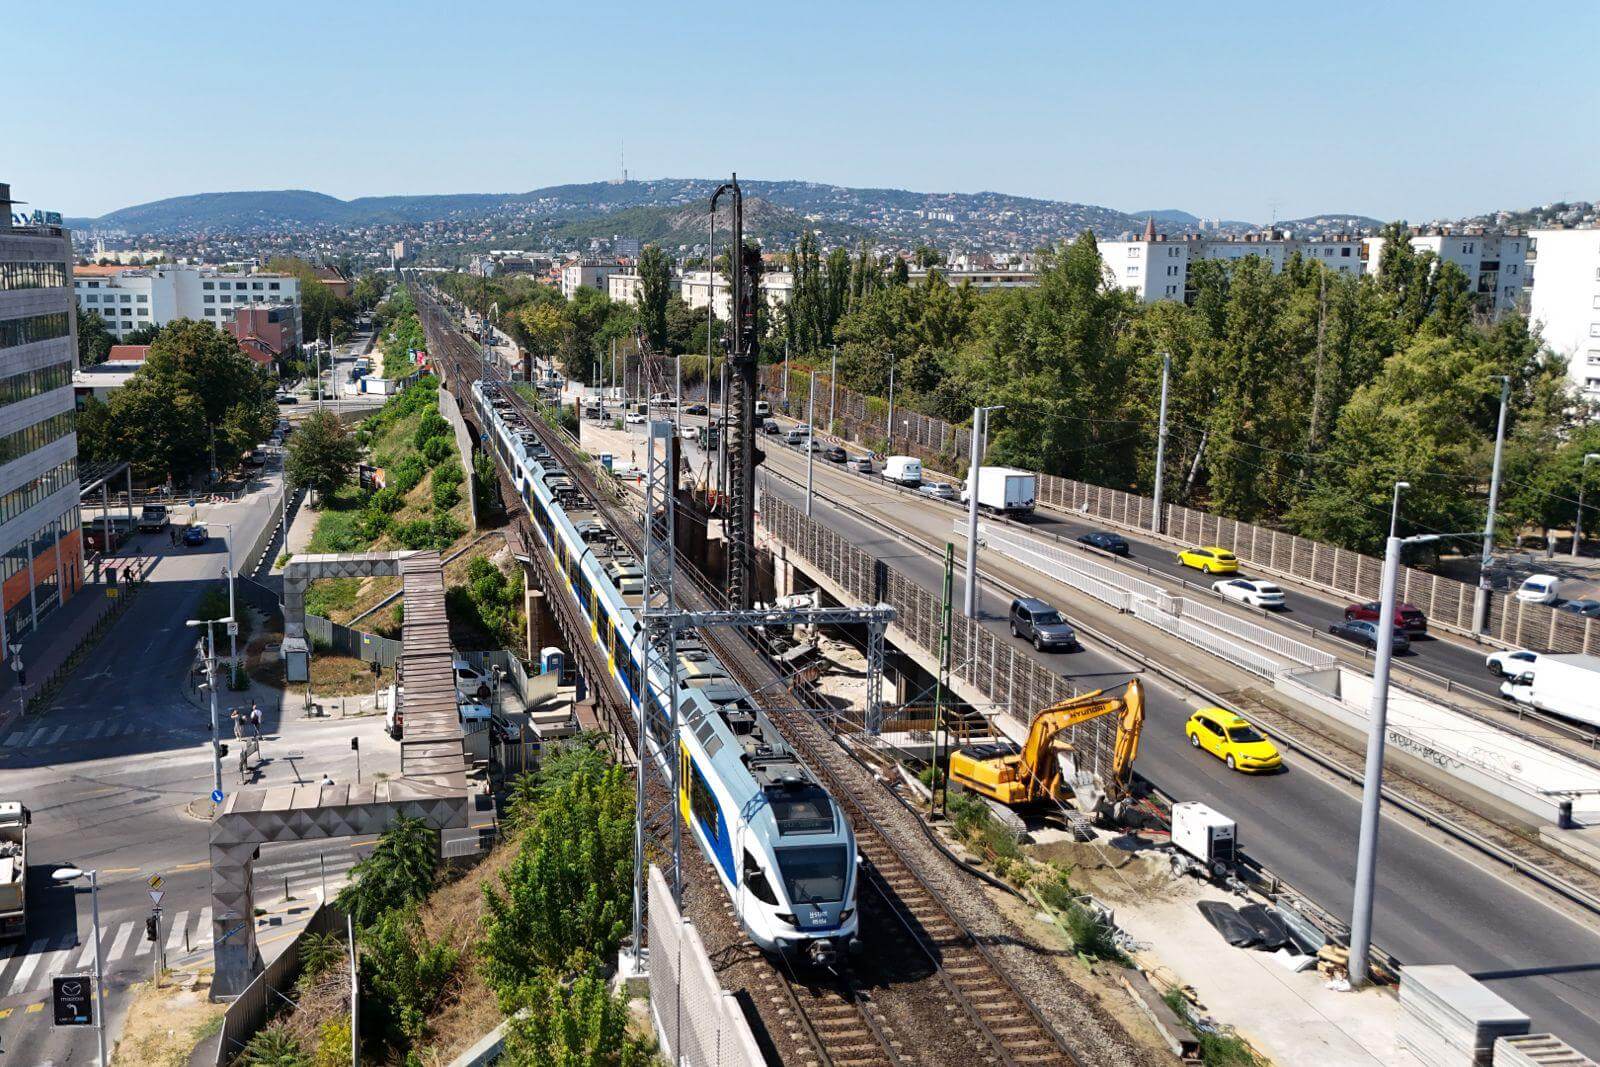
[648,865,765,1067]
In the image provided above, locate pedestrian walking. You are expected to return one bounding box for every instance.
[249,702,262,736]
[230,708,244,739]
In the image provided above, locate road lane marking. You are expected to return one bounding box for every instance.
[165,910,188,951]
[6,940,46,993]
[24,1001,41,1013]
[107,921,134,962]
[0,1006,11,1018]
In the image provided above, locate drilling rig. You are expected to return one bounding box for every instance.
[712,175,765,609]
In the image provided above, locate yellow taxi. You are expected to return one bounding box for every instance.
[1185,708,1282,773]
[1176,545,1240,574]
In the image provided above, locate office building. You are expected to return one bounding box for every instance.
[0,183,85,644]
[72,264,301,344]
[1526,228,1600,395]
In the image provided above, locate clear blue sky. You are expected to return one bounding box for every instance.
[12,0,1597,222]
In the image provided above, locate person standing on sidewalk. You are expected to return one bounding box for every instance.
[249,702,262,737]
[230,708,244,739]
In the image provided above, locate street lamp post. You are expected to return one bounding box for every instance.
[1473,375,1512,633]
[1390,482,1410,539]
[829,345,838,436]
[187,617,233,793]
[1151,352,1170,535]
[209,520,237,674]
[886,361,895,453]
[52,867,107,1067]
[1574,454,1600,558]
[964,405,1003,618]
[805,372,817,517]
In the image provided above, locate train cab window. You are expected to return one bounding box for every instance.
[742,850,779,905]
[775,845,848,904]
[767,784,835,835]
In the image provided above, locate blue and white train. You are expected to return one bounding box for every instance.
[472,380,860,964]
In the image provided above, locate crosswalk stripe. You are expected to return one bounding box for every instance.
[84,721,105,739]
[107,921,134,962]
[25,728,47,747]
[7,939,47,993]
[74,935,98,970]
[135,929,153,956]
[44,724,66,745]
[1,732,21,747]
[197,907,213,943]
[40,946,76,989]
[165,910,188,951]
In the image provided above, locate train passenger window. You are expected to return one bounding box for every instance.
[689,760,720,842]
[742,850,779,905]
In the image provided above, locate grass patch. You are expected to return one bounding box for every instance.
[1161,988,1264,1066]
[309,654,396,697]
[304,577,361,618]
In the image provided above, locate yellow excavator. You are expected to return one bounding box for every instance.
[948,679,1144,814]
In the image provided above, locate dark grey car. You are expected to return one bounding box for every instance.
[1009,597,1078,651]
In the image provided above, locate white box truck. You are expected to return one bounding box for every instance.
[1500,653,1600,726]
[0,802,29,941]
[962,466,1038,515]
[882,456,923,485]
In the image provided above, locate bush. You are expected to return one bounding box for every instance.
[238,1025,308,1066]
[296,931,344,990]
[412,410,449,449]
[360,906,459,1050]
[421,435,454,466]
[432,478,460,510]
[389,455,427,495]
[500,971,653,1067]
[372,486,404,513]
[335,816,438,927]
[311,1019,351,1067]
[355,506,392,541]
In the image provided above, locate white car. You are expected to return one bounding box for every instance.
[1486,648,1539,677]
[1211,578,1286,609]
[625,411,646,424]
[918,482,957,500]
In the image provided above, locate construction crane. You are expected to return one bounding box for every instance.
[948,679,1144,814]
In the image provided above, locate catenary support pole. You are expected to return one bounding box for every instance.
[1151,351,1170,534]
[805,373,816,517]
[1473,375,1511,632]
[1349,534,1401,986]
[964,407,986,618]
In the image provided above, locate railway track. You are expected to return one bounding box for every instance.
[414,280,1085,1067]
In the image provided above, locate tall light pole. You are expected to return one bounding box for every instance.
[1151,351,1171,534]
[782,339,789,406]
[1573,453,1600,558]
[1389,482,1410,539]
[187,617,232,793]
[964,406,1003,617]
[209,520,237,674]
[886,360,896,454]
[52,867,107,1067]
[1473,375,1512,633]
[829,345,838,436]
[805,372,817,517]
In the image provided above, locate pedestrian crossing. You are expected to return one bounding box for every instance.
[0,716,187,751]
[0,851,361,999]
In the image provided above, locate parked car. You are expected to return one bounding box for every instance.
[1557,599,1600,618]
[847,456,873,474]
[918,482,956,500]
[1486,648,1540,677]
[785,425,811,446]
[1344,601,1428,633]
[1176,546,1239,574]
[1328,618,1410,652]
[1008,597,1077,651]
[276,393,296,405]
[824,445,847,463]
[1517,574,1562,604]
[1212,578,1285,609]
[1185,709,1282,773]
[181,524,208,546]
[1076,530,1130,555]
[763,419,781,435]
[453,659,493,702]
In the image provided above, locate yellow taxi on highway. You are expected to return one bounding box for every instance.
[1176,545,1240,574]
[1185,708,1282,773]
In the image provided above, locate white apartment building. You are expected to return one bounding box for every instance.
[679,270,794,320]
[1526,228,1600,395]
[1361,230,1527,316]
[560,261,623,299]
[1098,228,1364,304]
[906,268,1038,291]
[607,269,646,305]
[72,265,301,341]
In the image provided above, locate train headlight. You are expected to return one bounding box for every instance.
[839,909,854,922]
[776,912,797,927]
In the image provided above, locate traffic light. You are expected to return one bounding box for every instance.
[145,915,159,942]
[219,743,229,757]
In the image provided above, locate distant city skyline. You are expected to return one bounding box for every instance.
[10,0,1596,222]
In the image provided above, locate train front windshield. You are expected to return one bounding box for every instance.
[775,845,849,904]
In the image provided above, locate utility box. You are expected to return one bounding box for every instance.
[1171,802,1236,867]
[283,636,310,683]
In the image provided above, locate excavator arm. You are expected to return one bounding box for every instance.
[1012,678,1145,804]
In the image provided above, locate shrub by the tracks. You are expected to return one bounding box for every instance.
[336,815,439,927]
[499,970,653,1067]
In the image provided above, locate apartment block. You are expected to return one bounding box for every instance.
[1526,228,1600,396]
[1362,229,1527,316]
[561,260,623,299]
[72,264,302,343]
[679,270,794,320]
[0,183,85,645]
[1099,221,1364,305]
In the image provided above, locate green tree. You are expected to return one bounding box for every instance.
[76,305,114,366]
[359,906,458,1049]
[500,972,653,1067]
[286,410,361,504]
[336,815,439,927]
[636,244,672,351]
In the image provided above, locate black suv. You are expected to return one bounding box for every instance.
[1076,530,1130,556]
[1009,597,1077,651]
[824,445,847,463]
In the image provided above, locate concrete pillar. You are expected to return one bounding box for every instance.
[208,840,261,998]
[773,549,795,600]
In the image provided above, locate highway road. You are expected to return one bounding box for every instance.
[749,438,1600,1056]
[0,462,393,1064]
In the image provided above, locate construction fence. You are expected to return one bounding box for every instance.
[754,364,1598,654]
[648,865,765,1067]
[305,613,402,666]
[762,494,1117,783]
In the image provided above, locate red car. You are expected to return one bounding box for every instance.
[1344,601,1427,634]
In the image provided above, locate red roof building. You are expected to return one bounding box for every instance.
[105,344,150,363]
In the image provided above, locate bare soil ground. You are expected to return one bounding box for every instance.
[112,971,225,1067]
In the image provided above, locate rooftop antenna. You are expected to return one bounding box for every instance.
[621,140,627,184]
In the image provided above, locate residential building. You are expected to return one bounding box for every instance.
[72,363,138,405]
[0,183,85,644]
[561,260,623,299]
[1098,222,1193,302]
[906,268,1038,291]
[72,264,301,343]
[223,305,299,370]
[313,266,350,299]
[391,240,408,262]
[1361,228,1528,316]
[1526,228,1600,396]
[607,269,647,306]
[679,270,795,320]
[105,344,149,363]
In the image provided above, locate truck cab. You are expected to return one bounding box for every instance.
[0,802,30,941]
[138,504,170,532]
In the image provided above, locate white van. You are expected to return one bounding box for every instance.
[882,455,923,486]
[785,425,812,446]
[1517,574,1562,604]
[754,400,771,417]
[682,424,702,443]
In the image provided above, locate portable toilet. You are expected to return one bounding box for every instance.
[600,452,614,472]
[540,647,564,678]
